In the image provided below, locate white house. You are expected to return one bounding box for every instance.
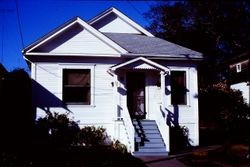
[229,51,250,105]
[23,7,203,156]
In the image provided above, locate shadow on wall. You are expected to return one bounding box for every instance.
[32,79,70,116]
[166,105,179,127]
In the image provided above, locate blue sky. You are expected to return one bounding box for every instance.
[0,0,157,71]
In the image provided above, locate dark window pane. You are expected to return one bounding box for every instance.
[64,69,90,86]
[63,69,90,104]
[171,71,187,105]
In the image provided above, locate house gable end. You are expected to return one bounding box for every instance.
[88,7,154,36]
[110,57,169,73]
[24,17,127,57]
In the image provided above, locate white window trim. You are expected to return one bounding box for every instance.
[236,63,241,73]
[59,63,96,107]
[167,67,190,106]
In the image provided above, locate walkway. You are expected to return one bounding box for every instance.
[137,145,222,167]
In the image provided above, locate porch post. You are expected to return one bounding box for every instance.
[160,71,166,108]
[113,74,120,120]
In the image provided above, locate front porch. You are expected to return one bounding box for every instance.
[109,57,170,155]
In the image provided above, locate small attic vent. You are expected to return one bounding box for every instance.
[236,63,241,73]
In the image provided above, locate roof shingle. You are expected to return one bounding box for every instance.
[104,32,203,60]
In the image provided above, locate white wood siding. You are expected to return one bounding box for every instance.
[36,26,120,55]
[146,71,161,119]
[32,58,200,148]
[165,65,199,146]
[95,14,141,34]
[231,82,249,104]
[33,60,120,127]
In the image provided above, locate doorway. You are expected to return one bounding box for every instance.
[126,72,146,119]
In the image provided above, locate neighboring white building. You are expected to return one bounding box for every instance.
[229,51,250,105]
[23,7,203,156]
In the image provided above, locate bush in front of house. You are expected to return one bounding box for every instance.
[30,112,148,167]
[34,112,80,147]
[76,126,108,147]
[170,125,192,154]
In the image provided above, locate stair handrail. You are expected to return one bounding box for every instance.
[154,102,170,152]
[121,106,135,153]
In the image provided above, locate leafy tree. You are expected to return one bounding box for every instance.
[199,82,250,143]
[145,1,250,84]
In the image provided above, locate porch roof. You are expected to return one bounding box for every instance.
[109,57,169,73]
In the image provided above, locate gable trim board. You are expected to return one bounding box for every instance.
[88,7,154,37]
[23,17,128,55]
[110,57,170,73]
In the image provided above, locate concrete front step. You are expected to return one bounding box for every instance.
[135,127,159,131]
[134,125,159,130]
[133,152,168,156]
[135,138,164,144]
[135,137,163,142]
[133,119,167,156]
[142,134,162,138]
[143,143,165,148]
[133,120,156,125]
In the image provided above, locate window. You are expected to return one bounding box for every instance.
[63,69,90,104]
[171,71,187,105]
[236,63,241,73]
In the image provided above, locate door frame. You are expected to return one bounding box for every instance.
[126,72,146,119]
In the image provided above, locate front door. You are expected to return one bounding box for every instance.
[127,72,146,119]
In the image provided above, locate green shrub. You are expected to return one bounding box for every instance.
[112,140,128,154]
[76,126,108,147]
[34,112,80,147]
[199,82,250,143]
[170,125,191,153]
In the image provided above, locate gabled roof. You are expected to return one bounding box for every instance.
[104,33,203,60]
[23,7,203,61]
[110,57,170,73]
[23,17,127,55]
[88,7,154,37]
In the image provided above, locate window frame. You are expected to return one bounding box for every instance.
[60,64,95,106]
[170,70,188,106]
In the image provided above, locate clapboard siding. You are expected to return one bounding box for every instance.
[147,71,161,119]
[35,63,60,95]
[36,25,120,55]
[231,82,249,104]
[157,62,199,146]
[34,60,121,121]
[93,13,141,34]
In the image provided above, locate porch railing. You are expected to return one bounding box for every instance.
[121,106,135,153]
[154,102,170,152]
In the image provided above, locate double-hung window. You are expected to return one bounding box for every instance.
[63,69,90,105]
[171,71,187,105]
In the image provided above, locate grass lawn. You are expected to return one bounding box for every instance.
[180,144,249,167]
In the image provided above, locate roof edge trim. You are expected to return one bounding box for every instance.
[88,7,154,37]
[110,56,169,73]
[23,17,128,55]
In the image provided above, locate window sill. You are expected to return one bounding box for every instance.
[168,104,191,108]
[66,104,96,108]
